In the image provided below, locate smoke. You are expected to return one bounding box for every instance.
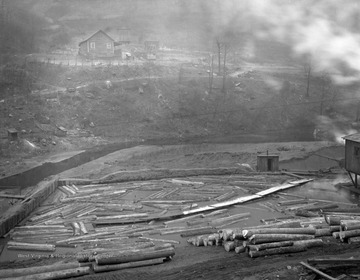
[315,115,357,144]
[206,0,360,84]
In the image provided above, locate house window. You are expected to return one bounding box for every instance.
[106,43,112,49]
[355,146,360,157]
[90,42,95,49]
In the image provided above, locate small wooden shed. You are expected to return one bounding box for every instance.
[257,155,279,172]
[343,133,360,187]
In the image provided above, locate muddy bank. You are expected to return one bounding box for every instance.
[0,131,318,187]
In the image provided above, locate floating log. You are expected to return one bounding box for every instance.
[249,234,314,244]
[300,262,337,280]
[249,245,306,258]
[139,237,180,244]
[0,262,87,278]
[93,258,164,273]
[163,214,204,225]
[247,241,294,251]
[294,209,319,218]
[95,247,175,265]
[202,209,228,217]
[243,227,316,238]
[210,213,251,227]
[175,227,217,237]
[0,194,25,200]
[235,245,246,254]
[70,222,81,236]
[278,199,309,206]
[7,241,55,252]
[301,203,339,212]
[96,213,148,220]
[78,222,88,235]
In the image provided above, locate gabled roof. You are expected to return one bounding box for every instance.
[343,133,360,142]
[79,30,115,46]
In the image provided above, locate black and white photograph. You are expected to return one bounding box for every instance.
[0,1,360,279]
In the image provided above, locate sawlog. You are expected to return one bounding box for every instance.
[325,215,360,225]
[163,214,204,225]
[300,262,337,280]
[186,219,210,227]
[13,225,66,230]
[12,229,72,236]
[339,229,360,242]
[177,227,217,237]
[325,215,341,225]
[278,199,309,206]
[195,235,206,246]
[78,222,88,234]
[243,227,316,238]
[95,247,175,265]
[223,240,242,252]
[202,209,228,217]
[93,258,164,273]
[70,222,81,236]
[315,228,332,237]
[292,239,323,248]
[210,213,251,227]
[281,171,306,179]
[247,241,294,251]
[220,229,234,241]
[294,209,319,218]
[232,229,246,240]
[7,241,55,252]
[340,220,360,231]
[0,194,25,200]
[56,232,115,244]
[235,245,246,253]
[249,245,306,258]
[0,262,87,278]
[307,257,360,266]
[249,234,314,244]
[139,237,180,244]
[0,267,90,280]
[348,236,360,244]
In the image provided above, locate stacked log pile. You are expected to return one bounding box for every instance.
[187,218,328,258]
[187,198,360,258]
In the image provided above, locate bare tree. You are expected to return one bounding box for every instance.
[304,55,312,98]
[208,53,214,94]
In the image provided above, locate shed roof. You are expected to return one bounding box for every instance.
[343,133,360,142]
[79,30,115,46]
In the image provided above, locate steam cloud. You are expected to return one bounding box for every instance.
[212,0,360,84]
